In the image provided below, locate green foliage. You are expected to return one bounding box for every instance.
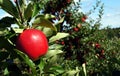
[0,0,19,18]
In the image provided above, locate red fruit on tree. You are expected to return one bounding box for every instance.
[101,50,104,55]
[61,41,65,45]
[73,28,79,32]
[81,17,86,22]
[16,29,48,61]
[95,43,100,48]
[66,0,71,3]
[83,15,87,19]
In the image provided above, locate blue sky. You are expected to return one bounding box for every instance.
[78,0,120,28]
[0,0,120,28]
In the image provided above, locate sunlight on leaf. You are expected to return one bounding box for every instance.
[49,32,69,43]
[33,18,57,31]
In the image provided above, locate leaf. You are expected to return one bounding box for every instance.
[38,58,45,74]
[0,17,15,28]
[49,33,69,43]
[54,17,64,26]
[50,65,64,74]
[49,55,58,64]
[33,17,57,31]
[32,3,41,17]
[12,28,24,33]
[19,0,26,9]
[0,0,18,18]
[49,44,63,50]
[64,70,80,76]
[4,68,9,75]
[24,2,33,21]
[15,49,37,75]
[0,28,8,36]
[36,14,56,19]
[42,27,53,37]
[44,14,56,19]
[45,50,63,58]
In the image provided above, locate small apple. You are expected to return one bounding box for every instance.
[81,17,86,22]
[83,15,87,19]
[73,27,79,32]
[61,41,65,45]
[66,0,71,3]
[16,29,48,61]
[95,43,100,48]
[101,50,104,55]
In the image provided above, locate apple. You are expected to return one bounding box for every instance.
[81,17,86,22]
[73,27,79,32]
[95,43,100,48]
[66,0,71,3]
[16,29,48,61]
[61,41,65,45]
[81,16,87,22]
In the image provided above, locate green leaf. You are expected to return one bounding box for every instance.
[49,33,69,43]
[0,28,9,36]
[36,14,56,20]
[42,27,53,37]
[32,3,41,17]
[44,14,56,19]
[33,17,57,31]
[0,0,18,18]
[63,70,80,76]
[4,68,9,75]
[0,17,15,28]
[49,55,58,64]
[15,49,37,75]
[50,65,64,74]
[12,28,24,33]
[45,50,63,58]
[24,2,33,21]
[67,70,79,76]
[37,58,45,74]
[54,17,64,26]
[19,0,26,9]
[49,44,63,50]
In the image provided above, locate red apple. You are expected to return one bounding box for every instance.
[73,27,79,32]
[83,15,87,19]
[81,17,86,22]
[16,29,48,61]
[61,41,65,45]
[66,0,71,3]
[95,43,100,48]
